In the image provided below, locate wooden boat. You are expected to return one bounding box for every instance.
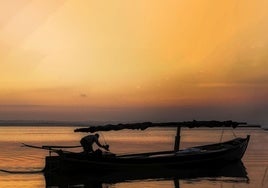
[44,135,249,173]
[39,120,250,174]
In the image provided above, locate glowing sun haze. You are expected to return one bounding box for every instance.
[0,0,268,125]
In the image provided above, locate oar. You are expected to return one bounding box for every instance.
[21,143,46,150]
[42,145,81,149]
[21,143,75,155]
[21,143,81,149]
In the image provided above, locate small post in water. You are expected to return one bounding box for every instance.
[174,126,181,151]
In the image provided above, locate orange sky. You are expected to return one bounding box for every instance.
[0,0,267,124]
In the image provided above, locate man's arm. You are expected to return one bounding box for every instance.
[94,136,109,151]
[94,137,104,148]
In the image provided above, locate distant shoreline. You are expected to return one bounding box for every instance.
[0,120,108,127]
[0,120,263,129]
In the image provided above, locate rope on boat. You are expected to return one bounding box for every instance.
[262,167,268,187]
[220,128,238,142]
[220,129,224,142]
[232,129,237,138]
[100,132,108,145]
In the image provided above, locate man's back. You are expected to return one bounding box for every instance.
[81,135,96,145]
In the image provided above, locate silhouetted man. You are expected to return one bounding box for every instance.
[80,133,109,153]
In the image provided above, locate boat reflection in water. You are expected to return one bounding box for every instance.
[45,161,249,188]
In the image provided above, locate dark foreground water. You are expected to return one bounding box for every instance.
[0,126,267,188]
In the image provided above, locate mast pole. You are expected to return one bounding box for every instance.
[174,127,181,151]
[173,179,180,188]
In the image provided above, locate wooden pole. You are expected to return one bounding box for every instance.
[174,127,181,151]
[173,179,180,188]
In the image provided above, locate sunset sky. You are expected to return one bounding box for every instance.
[0,0,267,125]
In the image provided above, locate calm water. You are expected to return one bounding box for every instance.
[0,126,267,188]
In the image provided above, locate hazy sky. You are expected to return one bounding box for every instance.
[0,0,268,126]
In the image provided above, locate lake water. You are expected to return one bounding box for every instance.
[0,126,267,188]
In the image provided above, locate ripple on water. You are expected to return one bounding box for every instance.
[0,126,267,188]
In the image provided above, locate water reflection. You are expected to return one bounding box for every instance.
[45,161,249,188]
